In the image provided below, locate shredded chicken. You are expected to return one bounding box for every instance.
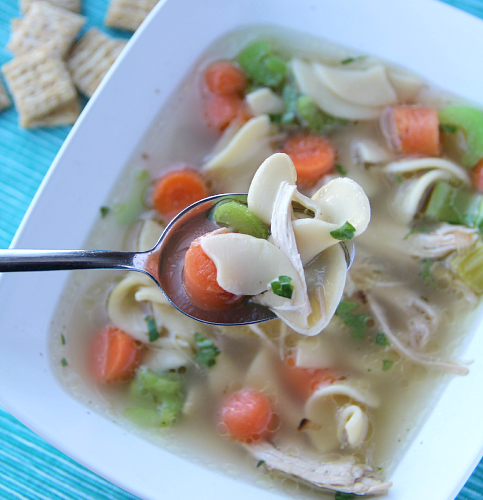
[367,296,469,375]
[243,441,392,495]
[405,224,478,258]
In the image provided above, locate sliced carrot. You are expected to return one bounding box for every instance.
[281,133,336,187]
[473,158,483,192]
[281,357,335,400]
[183,233,243,310]
[219,389,273,442]
[152,168,208,221]
[89,326,143,384]
[392,106,440,156]
[204,94,250,132]
[205,61,246,95]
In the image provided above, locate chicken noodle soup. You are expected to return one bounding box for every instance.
[50,26,483,498]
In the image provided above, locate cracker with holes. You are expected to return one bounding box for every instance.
[0,79,11,112]
[20,0,81,13]
[105,0,158,32]
[67,28,127,98]
[8,1,84,57]
[2,47,77,127]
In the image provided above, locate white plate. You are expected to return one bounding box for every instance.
[1,1,483,499]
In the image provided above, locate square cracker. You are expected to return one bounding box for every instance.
[2,47,77,125]
[67,28,127,98]
[20,0,81,13]
[105,0,158,32]
[0,79,11,112]
[8,1,85,58]
[25,97,80,128]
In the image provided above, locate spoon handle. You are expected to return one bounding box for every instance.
[0,249,140,273]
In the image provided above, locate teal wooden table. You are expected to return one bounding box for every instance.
[0,0,482,498]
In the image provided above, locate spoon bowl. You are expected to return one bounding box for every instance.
[0,193,354,326]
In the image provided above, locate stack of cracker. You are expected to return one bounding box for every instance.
[105,0,158,32]
[1,0,128,128]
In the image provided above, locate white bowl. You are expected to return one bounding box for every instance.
[1,1,483,499]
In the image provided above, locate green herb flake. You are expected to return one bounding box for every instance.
[194,332,221,368]
[377,467,383,472]
[271,275,295,299]
[330,221,356,240]
[100,206,110,218]
[382,359,394,371]
[395,173,403,186]
[340,56,366,65]
[335,301,368,339]
[439,124,458,134]
[335,164,347,176]
[375,332,390,346]
[256,460,265,468]
[61,358,68,367]
[421,258,435,286]
[403,227,429,240]
[335,492,355,500]
[144,315,160,342]
[61,334,66,346]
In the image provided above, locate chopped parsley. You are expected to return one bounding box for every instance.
[256,460,265,468]
[421,258,435,286]
[340,56,366,65]
[271,275,294,299]
[335,164,347,176]
[395,173,403,185]
[194,333,220,367]
[403,226,429,240]
[335,493,355,500]
[144,315,160,342]
[61,334,66,346]
[330,221,356,240]
[61,358,68,367]
[100,206,110,218]
[375,332,390,346]
[335,301,368,339]
[439,124,457,134]
[382,359,394,371]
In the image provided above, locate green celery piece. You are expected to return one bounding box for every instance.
[124,407,166,427]
[296,95,348,133]
[438,106,483,167]
[281,84,299,125]
[113,170,150,224]
[382,359,394,371]
[238,41,287,88]
[449,241,483,293]
[157,394,183,426]
[213,201,269,239]
[130,368,182,403]
[194,332,221,368]
[424,181,482,227]
[336,301,359,315]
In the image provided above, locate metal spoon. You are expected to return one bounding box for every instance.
[0,193,354,326]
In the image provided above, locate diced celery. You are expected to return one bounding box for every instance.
[213,201,269,239]
[238,41,287,89]
[438,106,483,167]
[424,181,483,228]
[296,95,347,133]
[157,394,184,426]
[136,368,182,398]
[281,84,299,125]
[113,170,150,225]
[124,407,166,427]
[449,242,483,293]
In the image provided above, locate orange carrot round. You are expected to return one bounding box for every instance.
[152,168,208,221]
[281,133,336,187]
[89,326,143,384]
[281,357,335,400]
[219,389,273,442]
[205,61,246,95]
[183,234,242,310]
[392,106,440,156]
[204,94,250,132]
[473,158,483,192]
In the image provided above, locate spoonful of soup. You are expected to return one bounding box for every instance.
[0,153,369,329]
